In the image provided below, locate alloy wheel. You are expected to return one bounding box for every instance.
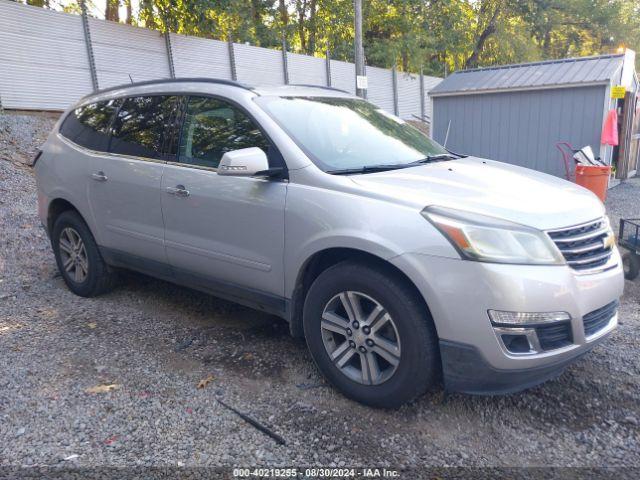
[320,291,401,385]
[59,227,89,283]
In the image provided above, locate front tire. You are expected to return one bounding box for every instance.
[52,210,116,297]
[303,261,440,408]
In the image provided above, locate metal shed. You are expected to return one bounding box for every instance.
[430,52,639,180]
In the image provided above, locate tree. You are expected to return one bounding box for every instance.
[105,0,119,22]
[124,0,132,24]
[465,0,502,68]
[23,0,639,73]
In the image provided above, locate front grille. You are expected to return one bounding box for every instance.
[583,301,618,337]
[536,322,572,351]
[547,218,613,272]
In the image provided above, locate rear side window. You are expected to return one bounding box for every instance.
[59,100,119,151]
[109,95,178,160]
[177,96,271,169]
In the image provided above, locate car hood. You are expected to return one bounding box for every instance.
[349,156,605,230]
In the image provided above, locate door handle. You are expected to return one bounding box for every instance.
[166,185,190,197]
[91,171,108,182]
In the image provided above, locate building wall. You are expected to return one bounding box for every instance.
[432,85,607,178]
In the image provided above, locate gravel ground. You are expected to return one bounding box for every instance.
[0,112,639,474]
[0,112,58,166]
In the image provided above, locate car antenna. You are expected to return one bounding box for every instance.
[128,74,134,84]
[444,119,451,148]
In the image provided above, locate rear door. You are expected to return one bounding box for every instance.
[161,95,287,307]
[56,100,120,236]
[88,95,178,272]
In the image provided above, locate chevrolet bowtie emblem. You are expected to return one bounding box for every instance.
[603,233,615,249]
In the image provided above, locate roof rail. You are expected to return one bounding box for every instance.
[287,83,351,94]
[81,77,254,100]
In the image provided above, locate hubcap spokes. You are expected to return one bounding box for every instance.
[59,227,88,283]
[321,291,401,385]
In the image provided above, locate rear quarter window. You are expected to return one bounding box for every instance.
[109,95,178,160]
[59,100,119,151]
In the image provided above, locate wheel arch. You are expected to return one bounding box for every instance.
[47,197,88,237]
[288,247,434,339]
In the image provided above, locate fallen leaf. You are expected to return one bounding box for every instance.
[85,384,121,394]
[197,375,214,389]
[104,435,118,445]
[87,322,97,329]
[186,407,193,414]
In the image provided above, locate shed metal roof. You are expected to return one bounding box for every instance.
[430,54,624,97]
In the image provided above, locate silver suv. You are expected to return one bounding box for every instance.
[35,79,624,407]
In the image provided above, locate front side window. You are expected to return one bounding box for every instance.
[177,96,270,169]
[59,100,119,151]
[255,96,449,172]
[109,95,178,160]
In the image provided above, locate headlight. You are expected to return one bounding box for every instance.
[422,206,565,265]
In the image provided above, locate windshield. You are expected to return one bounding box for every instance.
[255,96,449,172]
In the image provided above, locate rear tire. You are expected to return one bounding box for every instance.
[52,210,117,297]
[622,251,640,280]
[303,261,439,408]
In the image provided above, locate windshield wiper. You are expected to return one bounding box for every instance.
[406,153,461,165]
[326,153,467,175]
[326,164,412,175]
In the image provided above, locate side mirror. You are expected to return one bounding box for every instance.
[218,147,269,177]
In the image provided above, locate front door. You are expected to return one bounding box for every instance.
[161,95,287,309]
[89,95,178,270]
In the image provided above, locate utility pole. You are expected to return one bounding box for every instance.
[354,0,366,97]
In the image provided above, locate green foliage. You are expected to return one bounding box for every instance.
[22,0,640,74]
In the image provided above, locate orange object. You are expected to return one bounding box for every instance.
[575,165,611,202]
[601,109,618,146]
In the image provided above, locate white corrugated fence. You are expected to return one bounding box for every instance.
[0,0,440,123]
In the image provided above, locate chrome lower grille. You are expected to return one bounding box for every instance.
[547,218,613,272]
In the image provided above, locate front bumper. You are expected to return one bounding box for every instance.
[391,249,624,393]
[439,335,609,394]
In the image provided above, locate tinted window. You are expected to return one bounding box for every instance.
[109,95,178,160]
[59,100,119,151]
[177,96,271,169]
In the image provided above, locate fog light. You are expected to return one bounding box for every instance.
[488,310,570,325]
[501,333,532,354]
